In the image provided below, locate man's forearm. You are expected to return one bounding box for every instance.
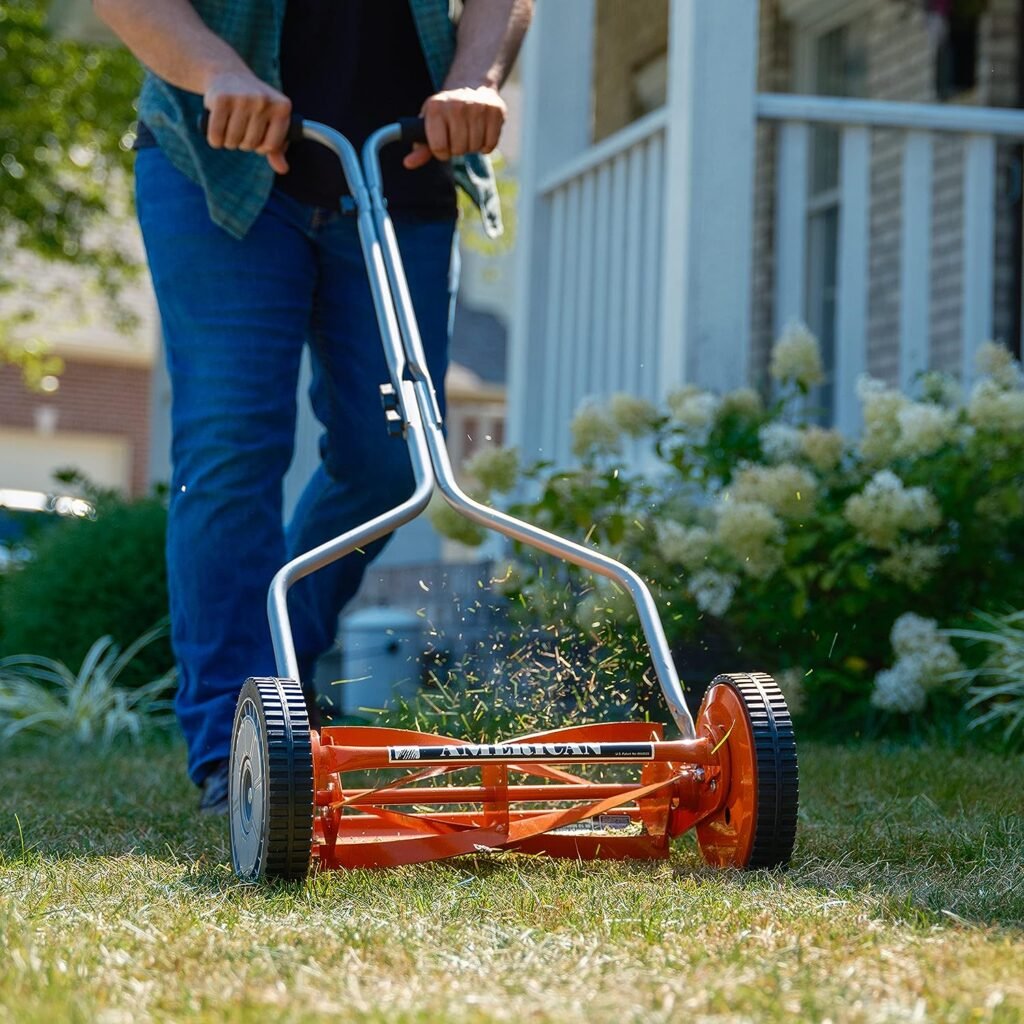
[93,0,293,168]
[445,0,534,90]
[93,0,247,94]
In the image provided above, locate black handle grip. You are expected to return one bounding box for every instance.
[197,111,305,145]
[398,117,428,146]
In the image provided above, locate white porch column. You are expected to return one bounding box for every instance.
[508,0,595,456]
[659,0,759,394]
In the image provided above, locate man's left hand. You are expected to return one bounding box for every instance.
[404,86,506,169]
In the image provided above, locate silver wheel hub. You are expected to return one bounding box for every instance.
[230,700,266,878]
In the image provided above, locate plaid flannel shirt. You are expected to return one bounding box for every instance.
[137,0,503,239]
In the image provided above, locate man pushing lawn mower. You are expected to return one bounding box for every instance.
[97,0,798,881]
[94,0,533,814]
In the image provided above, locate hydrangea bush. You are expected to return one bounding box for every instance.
[434,328,1024,736]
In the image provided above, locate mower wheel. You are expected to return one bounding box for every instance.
[229,677,314,882]
[695,672,798,870]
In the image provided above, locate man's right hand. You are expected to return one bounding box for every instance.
[203,70,293,174]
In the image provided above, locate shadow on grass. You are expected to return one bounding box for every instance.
[2,736,1021,930]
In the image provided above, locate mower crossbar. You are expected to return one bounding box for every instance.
[304,722,728,869]
[316,736,716,773]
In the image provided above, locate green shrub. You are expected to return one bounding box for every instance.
[0,493,171,685]
[0,626,175,746]
[436,331,1024,738]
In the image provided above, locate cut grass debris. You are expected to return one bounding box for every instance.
[0,738,1021,1023]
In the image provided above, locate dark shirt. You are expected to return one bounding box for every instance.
[276,0,455,214]
[137,0,456,217]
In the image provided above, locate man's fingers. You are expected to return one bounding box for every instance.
[205,102,230,148]
[267,149,289,174]
[444,105,469,159]
[240,108,271,151]
[425,111,451,162]
[465,113,487,155]
[257,106,292,155]
[411,88,508,164]
[482,107,503,154]
[223,105,252,149]
[403,143,432,170]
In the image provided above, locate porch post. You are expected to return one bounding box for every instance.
[660,0,759,395]
[508,0,596,455]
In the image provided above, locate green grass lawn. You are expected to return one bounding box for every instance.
[1,737,1021,1023]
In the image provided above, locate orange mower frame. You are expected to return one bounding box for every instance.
[224,118,799,881]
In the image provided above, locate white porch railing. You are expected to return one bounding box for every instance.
[516,108,668,466]
[513,89,1024,462]
[759,93,1024,431]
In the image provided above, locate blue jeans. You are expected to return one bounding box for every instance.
[135,147,457,784]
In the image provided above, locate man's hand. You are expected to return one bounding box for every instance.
[203,70,293,174]
[403,86,507,170]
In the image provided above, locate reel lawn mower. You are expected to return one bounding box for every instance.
[227,118,799,881]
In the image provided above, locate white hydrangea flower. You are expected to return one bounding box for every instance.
[718,387,763,419]
[770,321,825,390]
[976,340,1023,390]
[890,612,941,658]
[871,659,927,713]
[714,499,784,580]
[843,470,942,549]
[878,543,942,590]
[894,402,958,458]
[758,422,803,462]
[654,520,714,571]
[858,376,908,464]
[774,667,807,716]
[609,393,660,438]
[570,401,621,459]
[463,446,520,493]
[855,374,887,402]
[919,370,961,408]
[687,569,738,618]
[967,379,1024,434]
[889,613,961,682]
[730,463,817,520]
[800,426,845,472]
[667,387,721,429]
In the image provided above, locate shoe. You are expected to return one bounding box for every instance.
[198,758,230,815]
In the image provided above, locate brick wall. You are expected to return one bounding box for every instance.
[751,0,794,389]
[0,358,152,495]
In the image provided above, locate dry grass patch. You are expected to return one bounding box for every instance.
[1,738,1021,1023]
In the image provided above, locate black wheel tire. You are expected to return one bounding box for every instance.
[698,672,799,870]
[229,677,314,882]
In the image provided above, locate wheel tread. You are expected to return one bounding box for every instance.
[711,671,799,870]
[230,676,314,882]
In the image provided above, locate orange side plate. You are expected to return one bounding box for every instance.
[307,718,746,870]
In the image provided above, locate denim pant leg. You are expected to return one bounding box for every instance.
[136,148,318,784]
[286,214,458,675]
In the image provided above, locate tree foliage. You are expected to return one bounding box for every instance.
[0,0,141,285]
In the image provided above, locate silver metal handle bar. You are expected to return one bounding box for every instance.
[267,120,695,738]
[267,123,436,681]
